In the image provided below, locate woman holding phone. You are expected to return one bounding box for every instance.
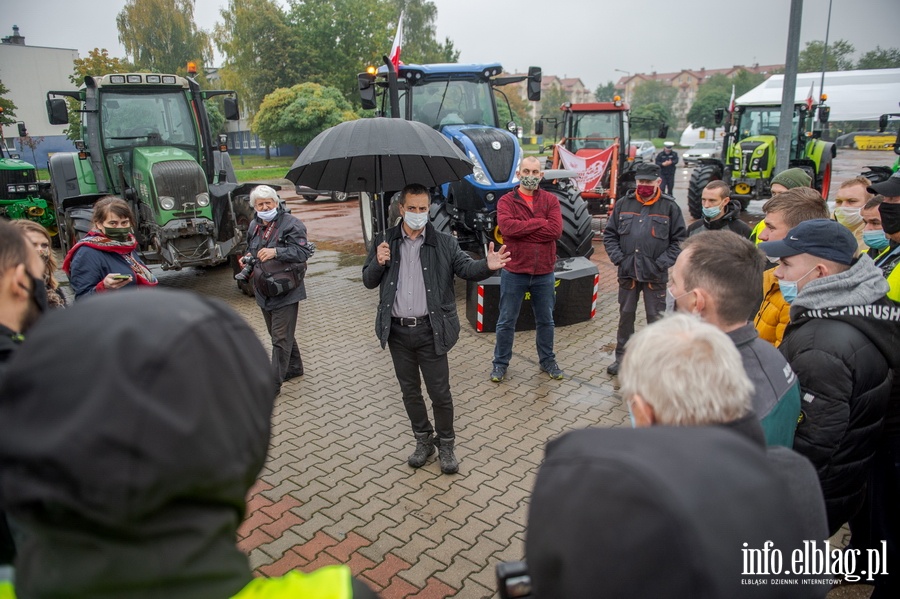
[63,196,157,300]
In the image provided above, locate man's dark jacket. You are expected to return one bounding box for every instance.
[246,209,313,311]
[362,223,494,355]
[603,190,686,282]
[687,200,752,238]
[780,256,899,534]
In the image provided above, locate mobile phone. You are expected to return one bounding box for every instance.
[111,274,131,280]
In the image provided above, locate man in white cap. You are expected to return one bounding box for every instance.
[654,141,679,195]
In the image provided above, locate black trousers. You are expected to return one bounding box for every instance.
[660,171,676,196]
[615,278,666,361]
[262,302,303,386]
[387,320,454,440]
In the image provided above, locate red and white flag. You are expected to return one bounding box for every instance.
[728,84,736,113]
[389,12,404,72]
[556,144,616,193]
[805,81,815,111]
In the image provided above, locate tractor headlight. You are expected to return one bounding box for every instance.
[195,192,210,207]
[159,196,176,210]
[751,158,761,171]
[27,184,38,192]
[7,184,15,193]
[468,151,489,185]
[16,185,26,193]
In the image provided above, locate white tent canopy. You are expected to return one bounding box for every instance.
[736,68,900,122]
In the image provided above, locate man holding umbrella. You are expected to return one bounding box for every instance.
[363,184,510,474]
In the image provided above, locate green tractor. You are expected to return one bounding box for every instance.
[687,100,836,219]
[0,123,56,234]
[45,72,252,270]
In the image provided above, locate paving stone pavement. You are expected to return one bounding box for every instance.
[109,234,622,598]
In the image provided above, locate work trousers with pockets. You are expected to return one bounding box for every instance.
[615,278,666,361]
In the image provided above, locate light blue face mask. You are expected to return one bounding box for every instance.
[404,211,428,230]
[777,266,817,304]
[256,207,278,222]
[863,229,890,250]
[627,399,637,428]
[702,205,722,219]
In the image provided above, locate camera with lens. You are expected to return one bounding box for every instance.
[496,561,532,599]
[234,254,258,281]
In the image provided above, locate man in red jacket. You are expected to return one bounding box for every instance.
[490,156,564,382]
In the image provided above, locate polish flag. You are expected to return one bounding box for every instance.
[728,84,736,113]
[805,81,815,111]
[389,12,404,72]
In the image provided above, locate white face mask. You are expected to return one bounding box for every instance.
[834,206,863,228]
[404,211,428,230]
[256,207,278,222]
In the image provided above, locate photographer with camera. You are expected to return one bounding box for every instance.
[242,185,314,395]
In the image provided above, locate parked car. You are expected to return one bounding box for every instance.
[295,185,355,202]
[630,140,655,162]
[682,141,722,166]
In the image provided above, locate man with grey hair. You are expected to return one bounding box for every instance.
[668,231,801,447]
[242,185,314,395]
[621,314,828,555]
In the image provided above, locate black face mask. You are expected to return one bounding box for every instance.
[20,274,48,332]
[879,202,900,236]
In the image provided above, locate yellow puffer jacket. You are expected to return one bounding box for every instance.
[0,566,358,599]
[754,268,790,347]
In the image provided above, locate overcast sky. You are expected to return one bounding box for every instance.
[6,0,899,92]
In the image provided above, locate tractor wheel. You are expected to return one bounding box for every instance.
[428,201,452,236]
[302,194,318,202]
[386,192,403,227]
[331,191,350,202]
[687,165,723,220]
[359,192,393,251]
[63,207,93,252]
[554,189,594,259]
[817,161,833,201]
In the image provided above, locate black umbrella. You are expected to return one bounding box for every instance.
[285,117,473,233]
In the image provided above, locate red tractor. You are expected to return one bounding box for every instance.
[538,99,666,216]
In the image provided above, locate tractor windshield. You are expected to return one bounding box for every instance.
[410,79,496,128]
[737,107,800,141]
[569,112,622,151]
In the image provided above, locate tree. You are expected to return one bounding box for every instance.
[630,80,676,111]
[857,46,900,70]
[496,86,532,136]
[215,0,304,117]
[18,135,44,167]
[390,1,460,64]
[594,81,617,102]
[65,49,135,140]
[252,83,358,148]
[117,0,212,75]
[286,0,395,101]
[0,79,17,126]
[798,39,855,73]
[686,71,765,129]
[631,103,671,138]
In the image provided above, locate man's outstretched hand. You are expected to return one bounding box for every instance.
[486,242,511,270]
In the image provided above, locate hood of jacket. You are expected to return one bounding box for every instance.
[791,254,889,315]
[0,289,275,599]
[525,426,809,598]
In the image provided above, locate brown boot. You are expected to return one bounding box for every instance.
[408,432,436,468]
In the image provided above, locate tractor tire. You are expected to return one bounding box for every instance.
[428,201,452,236]
[817,161,833,201]
[687,165,723,220]
[63,207,93,252]
[554,189,594,259]
[359,192,393,251]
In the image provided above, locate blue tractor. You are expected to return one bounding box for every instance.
[358,62,593,258]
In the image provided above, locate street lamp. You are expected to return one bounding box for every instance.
[614,69,631,77]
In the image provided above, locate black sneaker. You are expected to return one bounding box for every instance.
[542,363,565,380]
[606,361,620,376]
[490,366,507,382]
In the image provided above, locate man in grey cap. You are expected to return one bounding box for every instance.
[603,161,686,375]
[760,219,899,535]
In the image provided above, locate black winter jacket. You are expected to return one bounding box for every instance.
[362,223,494,355]
[603,191,686,283]
[246,210,313,311]
[780,258,899,534]
[687,200,752,238]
